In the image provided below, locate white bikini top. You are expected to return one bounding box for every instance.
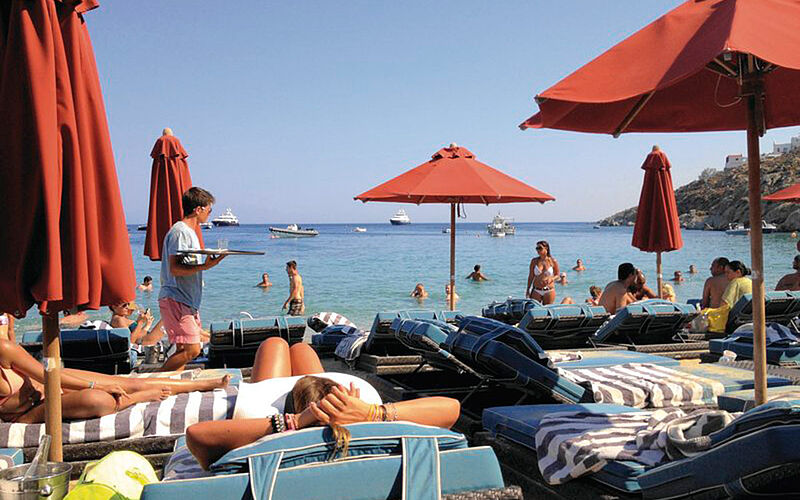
[534,263,554,277]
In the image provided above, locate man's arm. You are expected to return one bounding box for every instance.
[168,254,224,277]
[283,275,296,308]
[776,275,790,291]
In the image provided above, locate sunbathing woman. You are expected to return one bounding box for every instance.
[526,241,559,304]
[186,338,460,469]
[0,339,230,424]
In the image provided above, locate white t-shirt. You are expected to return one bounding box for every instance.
[232,372,382,420]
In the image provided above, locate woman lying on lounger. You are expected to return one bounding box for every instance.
[0,339,230,424]
[186,338,460,470]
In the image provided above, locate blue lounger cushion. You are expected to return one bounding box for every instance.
[591,300,699,345]
[517,304,609,348]
[365,310,460,354]
[674,362,791,392]
[726,290,800,333]
[390,318,457,352]
[151,423,506,500]
[718,386,800,412]
[709,322,800,366]
[482,298,541,325]
[310,325,361,347]
[0,448,23,468]
[551,349,679,369]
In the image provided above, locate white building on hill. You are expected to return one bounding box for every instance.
[724,133,800,169]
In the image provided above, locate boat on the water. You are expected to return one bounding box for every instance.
[389,209,411,225]
[762,220,778,233]
[726,223,749,235]
[137,224,147,231]
[487,214,515,236]
[200,221,213,230]
[269,224,319,238]
[211,208,240,227]
[353,227,367,233]
[442,227,451,234]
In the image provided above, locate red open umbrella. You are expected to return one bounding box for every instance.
[144,130,203,261]
[764,183,800,203]
[520,0,800,405]
[0,0,135,459]
[632,147,683,296]
[356,144,555,310]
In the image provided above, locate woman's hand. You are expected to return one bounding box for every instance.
[97,383,128,399]
[308,384,369,425]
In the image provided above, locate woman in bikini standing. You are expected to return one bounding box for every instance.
[526,240,560,305]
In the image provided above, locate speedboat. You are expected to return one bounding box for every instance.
[137,224,147,231]
[762,220,778,233]
[389,209,411,225]
[442,227,451,234]
[211,208,240,227]
[487,213,515,236]
[353,227,367,233]
[200,222,213,230]
[726,223,749,235]
[269,224,319,238]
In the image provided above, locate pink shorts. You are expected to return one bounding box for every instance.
[158,298,202,345]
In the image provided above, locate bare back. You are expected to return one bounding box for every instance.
[776,272,800,292]
[703,275,729,308]
[598,280,632,314]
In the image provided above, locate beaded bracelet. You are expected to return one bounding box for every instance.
[385,402,398,422]
[270,413,286,433]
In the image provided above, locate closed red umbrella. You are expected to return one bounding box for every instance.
[632,147,683,296]
[144,130,203,260]
[356,144,555,310]
[764,183,800,203]
[520,0,800,405]
[0,0,135,459]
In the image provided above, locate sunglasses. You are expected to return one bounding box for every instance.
[535,246,544,250]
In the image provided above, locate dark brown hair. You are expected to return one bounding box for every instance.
[535,241,552,258]
[287,376,351,457]
[286,260,297,270]
[182,187,215,217]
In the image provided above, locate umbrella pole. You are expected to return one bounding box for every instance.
[745,78,767,406]
[449,203,456,311]
[656,252,663,300]
[42,312,63,461]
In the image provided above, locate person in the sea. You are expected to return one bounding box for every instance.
[572,259,586,271]
[661,283,677,302]
[0,338,230,423]
[630,269,658,300]
[557,272,568,286]
[586,285,602,306]
[702,260,753,333]
[185,337,460,470]
[598,263,638,314]
[445,284,460,304]
[700,257,730,309]
[465,264,489,281]
[158,187,226,372]
[256,272,273,288]
[775,255,800,291]
[526,240,560,305]
[137,276,154,292]
[672,270,685,283]
[282,261,305,316]
[0,314,13,343]
[688,264,698,274]
[410,283,428,300]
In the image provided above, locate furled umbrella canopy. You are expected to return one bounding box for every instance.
[632,146,683,296]
[356,144,555,310]
[0,0,135,459]
[764,183,800,203]
[519,0,800,405]
[144,129,203,261]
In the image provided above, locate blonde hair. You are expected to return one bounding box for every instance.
[288,376,351,458]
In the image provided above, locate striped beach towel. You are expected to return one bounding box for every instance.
[0,387,237,448]
[559,363,726,408]
[547,351,583,364]
[335,329,370,361]
[535,407,735,484]
[307,312,356,333]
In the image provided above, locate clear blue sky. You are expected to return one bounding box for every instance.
[91,1,800,224]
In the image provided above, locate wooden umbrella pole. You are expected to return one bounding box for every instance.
[449,203,456,311]
[656,252,663,300]
[42,312,63,461]
[745,76,767,406]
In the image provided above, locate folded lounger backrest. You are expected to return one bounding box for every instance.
[364,310,460,355]
[709,322,800,366]
[591,300,699,346]
[725,291,800,333]
[517,304,609,348]
[20,328,133,374]
[482,298,542,325]
[208,317,306,367]
[444,316,591,404]
[147,422,507,500]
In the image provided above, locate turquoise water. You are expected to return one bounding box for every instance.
[14,222,800,332]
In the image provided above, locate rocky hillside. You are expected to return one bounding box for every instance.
[599,151,800,231]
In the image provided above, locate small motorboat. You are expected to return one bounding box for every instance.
[137,224,147,231]
[442,227,451,234]
[200,222,213,230]
[593,225,601,229]
[762,220,778,233]
[726,223,749,235]
[269,224,319,238]
[353,227,367,233]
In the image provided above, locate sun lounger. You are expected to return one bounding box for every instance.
[590,300,700,350]
[710,322,800,366]
[143,422,521,500]
[725,290,800,333]
[718,385,800,411]
[208,316,306,368]
[364,310,460,356]
[20,328,133,374]
[0,448,23,469]
[482,298,541,325]
[517,304,609,348]
[483,399,800,497]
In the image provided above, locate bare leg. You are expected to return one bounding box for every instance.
[289,343,323,376]
[160,343,201,372]
[15,387,169,424]
[251,338,292,382]
[63,368,230,393]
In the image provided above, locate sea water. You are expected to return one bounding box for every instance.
[14,222,799,332]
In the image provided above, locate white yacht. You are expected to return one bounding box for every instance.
[211,208,240,227]
[389,209,411,225]
[487,214,514,236]
[269,224,319,238]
